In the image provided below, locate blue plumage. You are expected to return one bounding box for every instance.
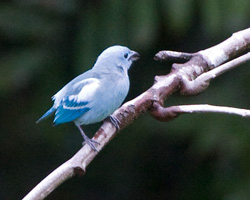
[54,105,90,125]
[37,45,140,151]
[36,107,55,123]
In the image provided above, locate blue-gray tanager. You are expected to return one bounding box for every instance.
[37,45,140,151]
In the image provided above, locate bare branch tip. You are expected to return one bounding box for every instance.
[154,50,194,63]
[154,51,166,61]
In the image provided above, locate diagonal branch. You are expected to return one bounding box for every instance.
[23,27,250,200]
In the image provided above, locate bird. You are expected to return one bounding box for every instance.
[36,45,140,151]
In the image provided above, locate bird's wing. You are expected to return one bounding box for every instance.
[54,78,101,125]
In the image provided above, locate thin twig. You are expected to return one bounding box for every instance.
[177,104,250,117]
[150,103,250,122]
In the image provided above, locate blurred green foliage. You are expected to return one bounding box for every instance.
[0,0,250,199]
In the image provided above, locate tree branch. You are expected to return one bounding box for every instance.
[150,103,250,122]
[175,104,250,117]
[154,51,193,63]
[177,52,250,95]
[23,27,250,200]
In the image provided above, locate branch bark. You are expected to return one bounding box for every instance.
[23,27,250,200]
[150,103,250,122]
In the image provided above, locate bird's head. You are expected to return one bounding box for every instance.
[93,45,140,72]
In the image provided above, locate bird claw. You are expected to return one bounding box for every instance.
[77,125,100,152]
[82,137,100,152]
[109,115,121,130]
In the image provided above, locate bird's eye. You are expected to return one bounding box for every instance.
[124,53,128,59]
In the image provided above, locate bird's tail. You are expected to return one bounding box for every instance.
[36,107,56,123]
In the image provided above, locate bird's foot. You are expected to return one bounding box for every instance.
[82,136,100,152]
[76,125,100,152]
[109,115,121,130]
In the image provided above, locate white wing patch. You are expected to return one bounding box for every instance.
[73,78,98,88]
[69,78,101,103]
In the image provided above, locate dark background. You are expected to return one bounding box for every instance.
[0,1,250,199]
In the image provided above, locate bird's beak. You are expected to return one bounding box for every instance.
[129,51,140,61]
